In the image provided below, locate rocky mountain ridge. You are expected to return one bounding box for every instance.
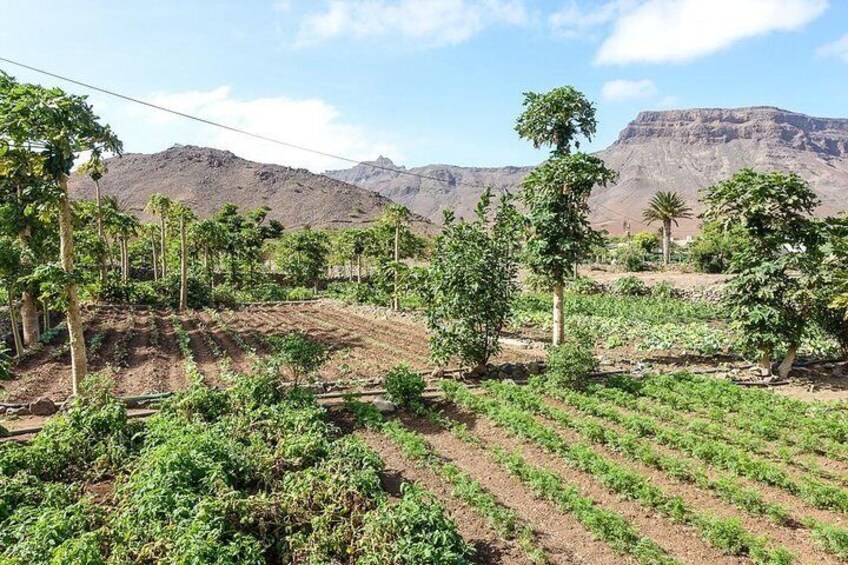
[328,106,848,235]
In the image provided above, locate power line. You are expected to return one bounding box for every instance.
[0,55,651,229]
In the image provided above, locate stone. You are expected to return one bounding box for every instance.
[29,397,58,416]
[430,368,445,379]
[372,396,396,414]
[7,406,29,417]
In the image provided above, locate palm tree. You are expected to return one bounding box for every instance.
[642,191,692,267]
[145,193,172,278]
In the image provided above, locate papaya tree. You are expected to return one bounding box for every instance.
[170,203,195,311]
[703,169,821,377]
[77,153,108,283]
[276,227,330,291]
[425,189,522,370]
[0,72,122,393]
[382,204,411,310]
[516,86,616,345]
[0,236,24,356]
[145,193,172,279]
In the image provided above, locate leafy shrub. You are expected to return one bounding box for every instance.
[383,365,426,410]
[611,243,648,272]
[689,221,745,274]
[326,281,377,304]
[286,286,315,301]
[611,276,649,297]
[651,281,681,299]
[0,346,11,381]
[156,271,212,310]
[268,332,327,385]
[357,483,470,564]
[211,284,238,310]
[564,276,600,295]
[631,231,660,254]
[545,338,598,389]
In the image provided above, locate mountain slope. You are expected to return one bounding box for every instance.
[327,107,848,235]
[68,145,434,232]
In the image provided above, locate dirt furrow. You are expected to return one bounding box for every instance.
[440,403,745,565]
[178,315,223,387]
[196,311,255,374]
[530,401,838,563]
[356,429,530,565]
[388,413,625,565]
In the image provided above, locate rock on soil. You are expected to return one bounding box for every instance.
[28,397,57,416]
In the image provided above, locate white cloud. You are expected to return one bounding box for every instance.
[818,33,848,62]
[548,0,636,39]
[601,78,658,101]
[105,86,399,172]
[595,0,828,65]
[295,0,528,48]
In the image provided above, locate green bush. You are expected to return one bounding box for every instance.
[211,284,238,310]
[268,332,327,385]
[564,276,600,295]
[611,243,649,272]
[357,483,470,564]
[650,281,681,299]
[545,338,598,389]
[286,286,315,301]
[631,231,660,254]
[383,365,426,410]
[156,271,212,310]
[610,276,649,297]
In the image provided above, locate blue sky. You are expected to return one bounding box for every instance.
[1,0,846,171]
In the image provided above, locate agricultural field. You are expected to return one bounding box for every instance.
[1,299,541,406]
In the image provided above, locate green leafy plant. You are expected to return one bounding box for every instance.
[610,276,649,297]
[383,364,426,410]
[425,189,521,369]
[269,331,326,386]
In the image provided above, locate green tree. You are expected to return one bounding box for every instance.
[642,191,693,266]
[190,218,227,288]
[381,204,412,310]
[145,193,172,279]
[77,153,108,284]
[0,72,122,392]
[811,218,848,358]
[688,220,746,274]
[276,227,330,290]
[0,236,24,356]
[703,169,821,377]
[169,203,195,311]
[516,86,616,346]
[424,190,521,369]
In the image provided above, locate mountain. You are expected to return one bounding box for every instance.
[68,145,434,233]
[327,107,848,235]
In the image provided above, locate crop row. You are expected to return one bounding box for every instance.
[585,379,848,485]
[441,381,793,564]
[616,373,848,450]
[344,400,547,564]
[486,379,848,560]
[544,384,848,515]
[416,405,680,565]
[0,372,471,563]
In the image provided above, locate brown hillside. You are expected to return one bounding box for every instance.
[68,145,435,233]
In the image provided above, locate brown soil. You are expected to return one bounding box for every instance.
[356,429,528,565]
[396,411,622,564]
[439,402,745,565]
[531,398,840,563]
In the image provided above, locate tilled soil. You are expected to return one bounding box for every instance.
[2,300,542,404]
[357,429,529,565]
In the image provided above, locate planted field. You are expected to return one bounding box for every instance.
[1,300,541,405]
[344,372,848,564]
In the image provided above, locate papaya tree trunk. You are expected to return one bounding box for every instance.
[121,238,129,283]
[758,350,772,377]
[18,225,40,346]
[160,216,167,279]
[356,254,362,283]
[392,225,400,310]
[7,288,23,357]
[151,239,159,281]
[41,301,50,333]
[20,292,39,346]
[777,344,799,379]
[179,216,188,312]
[59,175,87,394]
[552,282,564,346]
[94,178,107,285]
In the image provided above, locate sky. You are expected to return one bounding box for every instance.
[1,0,847,172]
